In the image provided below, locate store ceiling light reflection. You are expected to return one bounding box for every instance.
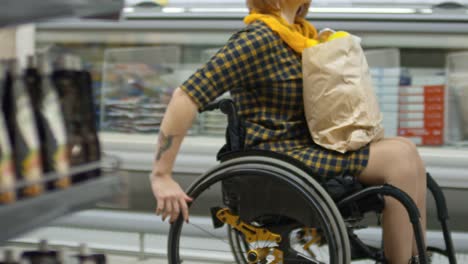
[162,7,185,13]
[150,7,433,14]
[123,7,135,13]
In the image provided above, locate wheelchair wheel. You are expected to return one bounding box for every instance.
[168,156,351,264]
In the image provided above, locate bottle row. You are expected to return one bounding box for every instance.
[0,53,101,205]
[1,241,105,264]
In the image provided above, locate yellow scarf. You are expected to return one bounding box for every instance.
[244,12,319,53]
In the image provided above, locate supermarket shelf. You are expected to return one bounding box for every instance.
[38,15,468,33]
[122,12,468,23]
[100,132,468,189]
[1,0,124,27]
[36,19,468,48]
[0,174,124,244]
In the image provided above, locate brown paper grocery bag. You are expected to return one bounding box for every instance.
[302,35,384,153]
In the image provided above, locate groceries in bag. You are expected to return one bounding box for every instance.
[303,33,384,153]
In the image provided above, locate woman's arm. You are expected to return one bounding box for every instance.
[150,87,197,223]
[151,27,269,224]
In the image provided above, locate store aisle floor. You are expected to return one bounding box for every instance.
[3,245,468,263]
[4,226,468,263]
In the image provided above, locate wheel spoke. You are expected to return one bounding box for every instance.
[189,222,231,247]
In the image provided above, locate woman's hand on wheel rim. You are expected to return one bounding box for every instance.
[151,173,193,224]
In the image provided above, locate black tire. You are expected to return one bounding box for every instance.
[168,156,350,264]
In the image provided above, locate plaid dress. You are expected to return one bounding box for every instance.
[180,21,370,179]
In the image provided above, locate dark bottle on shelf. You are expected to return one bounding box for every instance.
[0,61,17,204]
[20,240,60,264]
[51,55,87,183]
[73,58,101,179]
[0,249,19,264]
[23,56,60,190]
[28,54,71,190]
[4,60,44,198]
[22,56,47,187]
[74,244,106,264]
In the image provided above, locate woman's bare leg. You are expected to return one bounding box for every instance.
[387,137,427,256]
[357,138,427,263]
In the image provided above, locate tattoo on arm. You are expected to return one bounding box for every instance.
[156,131,174,161]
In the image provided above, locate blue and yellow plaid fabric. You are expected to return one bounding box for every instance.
[180,21,369,179]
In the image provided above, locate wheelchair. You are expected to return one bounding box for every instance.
[167,99,456,264]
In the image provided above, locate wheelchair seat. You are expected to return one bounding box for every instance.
[219,149,385,222]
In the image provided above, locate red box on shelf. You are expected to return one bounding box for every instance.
[398,128,444,145]
[398,85,445,146]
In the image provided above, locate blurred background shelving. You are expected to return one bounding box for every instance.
[2,0,468,263]
[28,0,468,228]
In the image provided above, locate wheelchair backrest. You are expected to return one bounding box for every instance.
[201,98,245,159]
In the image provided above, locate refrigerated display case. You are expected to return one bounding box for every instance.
[447,52,468,146]
[101,46,180,133]
[365,49,401,138]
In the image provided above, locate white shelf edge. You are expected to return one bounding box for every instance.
[1,0,124,27]
[100,132,468,189]
[0,175,124,244]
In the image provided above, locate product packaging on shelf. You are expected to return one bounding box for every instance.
[0,61,16,204]
[0,52,103,200]
[52,55,88,183]
[74,58,101,179]
[20,240,62,264]
[4,60,44,198]
[32,54,72,190]
[101,46,189,134]
[398,70,446,146]
[370,67,400,138]
[9,242,109,264]
[365,49,401,139]
[74,244,106,264]
[0,249,19,264]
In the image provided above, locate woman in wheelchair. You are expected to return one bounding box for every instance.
[150,1,454,263]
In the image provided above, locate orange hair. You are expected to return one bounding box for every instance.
[246,0,280,15]
[246,0,310,18]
